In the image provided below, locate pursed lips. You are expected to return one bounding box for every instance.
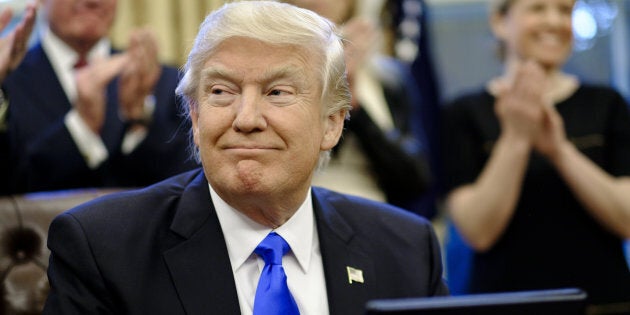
[222,144,282,155]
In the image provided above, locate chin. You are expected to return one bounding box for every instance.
[536,51,571,66]
[537,59,566,71]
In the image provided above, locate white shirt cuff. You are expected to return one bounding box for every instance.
[65,110,108,168]
[121,127,148,155]
[120,95,155,154]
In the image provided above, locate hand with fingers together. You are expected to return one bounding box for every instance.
[340,17,379,110]
[494,60,569,161]
[533,102,567,161]
[493,60,549,147]
[0,3,37,84]
[74,54,130,134]
[118,28,161,126]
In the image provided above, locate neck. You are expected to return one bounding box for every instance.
[51,31,98,57]
[218,189,309,229]
[69,40,97,57]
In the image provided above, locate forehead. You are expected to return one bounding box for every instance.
[200,37,321,83]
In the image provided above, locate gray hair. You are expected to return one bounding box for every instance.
[176,1,352,170]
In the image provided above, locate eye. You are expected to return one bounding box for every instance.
[266,86,297,106]
[206,85,236,107]
[211,87,226,95]
[269,89,288,96]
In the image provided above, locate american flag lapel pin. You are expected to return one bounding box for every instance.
[346,266,364,284]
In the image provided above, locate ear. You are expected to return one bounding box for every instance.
[321,110,347,151]
[189,101,200,147]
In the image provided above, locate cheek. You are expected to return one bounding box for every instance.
[195,112,217,143]
[304,118,329,154]
[196,107,234,146]
[103,7,117,27]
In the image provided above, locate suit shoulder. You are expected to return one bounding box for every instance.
[313,186,432,229]
[64,169,202,223]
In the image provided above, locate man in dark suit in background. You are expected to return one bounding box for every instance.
[0,0,196,194]
[43,1,448,314]
[0,2,37,194]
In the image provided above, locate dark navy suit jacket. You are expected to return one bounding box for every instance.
[43,168,448,314]
[0,43,196,194]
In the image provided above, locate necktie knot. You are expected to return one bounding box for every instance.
[255,232,290,266]
[74,55,88,69]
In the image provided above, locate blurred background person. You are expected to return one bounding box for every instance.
[441,0,630,307]
[0,0,196,195]
[0,2,37,195]
[283,0,433,216]
[381,0,443,220]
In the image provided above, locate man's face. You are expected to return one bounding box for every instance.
[191,37,344,203]
[44,0,117,48]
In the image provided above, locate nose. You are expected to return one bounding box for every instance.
[232,90,268,133]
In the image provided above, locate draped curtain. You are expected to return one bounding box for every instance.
[110,0,224,67]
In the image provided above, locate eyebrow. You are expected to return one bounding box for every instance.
[200,67,235,83]
[200,64,310,87]
[262,66,308,83]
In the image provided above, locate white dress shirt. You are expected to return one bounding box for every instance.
[211,184,330,315]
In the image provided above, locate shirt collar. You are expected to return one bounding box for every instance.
[41,26,111,71]
[211,184,314,274]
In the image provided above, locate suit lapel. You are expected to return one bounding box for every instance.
[313,188,375,315]
[101,81,125,152]
[162,172,240,315]
[24,44,74,119]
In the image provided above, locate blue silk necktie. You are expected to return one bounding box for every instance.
[253,232,300,315]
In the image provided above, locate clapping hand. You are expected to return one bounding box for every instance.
[340,17,379,110]
[118,28,161,125]
[0,2,37,83]
[493,60,549,147]
[493,59,569,159]
[74,54,130,133]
